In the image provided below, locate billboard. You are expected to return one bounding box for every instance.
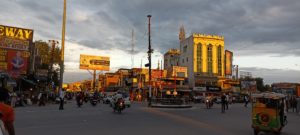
[79,54,110,71]
[0,25,33,78]
[225,50,233,75]
[241,81,257,92]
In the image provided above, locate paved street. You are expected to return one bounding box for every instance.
[15,101,300,135]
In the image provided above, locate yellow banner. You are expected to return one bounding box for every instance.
[0,25,33,41]
[80,54,110,71]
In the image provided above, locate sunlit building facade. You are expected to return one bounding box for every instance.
[179,33,225,89]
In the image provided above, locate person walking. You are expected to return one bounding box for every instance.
[10,92,17,108]
[244,95,249,108]
[225,94,229,110]
[0,86,15,135]
[59,89,65,110]
[286,95,290,112]
[221,94,226,113]
[296,96,300,115]
[291,96,297,112]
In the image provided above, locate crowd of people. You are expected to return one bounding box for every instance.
[286,95,300,114]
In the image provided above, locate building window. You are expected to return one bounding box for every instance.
[182,59,184,63]
[207,44,213,75]
[186,57,188,62]
[183,46,187,53]
[217,46,222,76]
[196,43,202,73]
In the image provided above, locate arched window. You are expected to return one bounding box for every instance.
[218,46,222,76]
[207,44,213,75]
[197,43,202,73]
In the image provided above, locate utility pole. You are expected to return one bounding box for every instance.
[147,15,153,106]
[131,29,135,69]
[236,65,239,80]
[60,0,67,91]
[48,40,59,85]
[93,70,96,91]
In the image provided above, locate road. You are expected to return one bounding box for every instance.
[14,101,300,135]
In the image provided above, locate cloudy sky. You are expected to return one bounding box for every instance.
[1,0,300,84]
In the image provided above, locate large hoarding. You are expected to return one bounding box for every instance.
[0,25,33,78]
[225,50,233,75]
[297,85,300,97]
[241,81,257,92]
[79,54,110,71]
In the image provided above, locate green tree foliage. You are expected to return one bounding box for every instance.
[35,40,50,65]
[34,40,61,68]
[255,77,264,91]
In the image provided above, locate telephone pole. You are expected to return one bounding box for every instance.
[147,15,153,106]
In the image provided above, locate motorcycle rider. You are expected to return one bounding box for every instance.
[205,95,213,108]
[112,92,123,109]
[92,91,100,102]
[76,92,84,107]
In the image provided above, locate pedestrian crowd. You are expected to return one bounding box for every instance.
[286,95,300,115]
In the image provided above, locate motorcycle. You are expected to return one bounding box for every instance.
[90,97,98,106]
[76,97,83,107]
[113,99,125,113]
[205,99,213,109]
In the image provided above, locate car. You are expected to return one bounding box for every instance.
[102,95,113,104]
[123,97,131,108]
[193,96,204,103]
[214,97,222,104]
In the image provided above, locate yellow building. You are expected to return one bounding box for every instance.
[164,49,180,70]
[179,30,225,89]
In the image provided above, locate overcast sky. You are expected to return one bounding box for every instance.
[1,0,300,84]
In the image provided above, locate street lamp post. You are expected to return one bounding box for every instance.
[60,0,67,91]
[147,15,153,106]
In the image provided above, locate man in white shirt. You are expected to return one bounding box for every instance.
[225,94,229,110]
[59,89,65,110]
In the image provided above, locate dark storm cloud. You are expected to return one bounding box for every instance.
[102,0,300,55]
[1,0,299,55]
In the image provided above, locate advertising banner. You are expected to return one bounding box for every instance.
[6,50,29,78]
[80,54,110,71]
[241,81,257,92]
[0,25,33,51]
[0,25,33,78]
[225,50,233,75]
[297,85,300,97]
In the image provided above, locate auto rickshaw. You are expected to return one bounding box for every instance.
[251,92,287,135]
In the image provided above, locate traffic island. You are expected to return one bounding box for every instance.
[149,98,193,108]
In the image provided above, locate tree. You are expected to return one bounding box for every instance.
[255,77,264,91]
[34,40,61,86]
[35,40,50,67]
[34,40,61,69]
[264,84,271,92]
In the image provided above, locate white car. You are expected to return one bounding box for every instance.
[124,97,131,108]
[103,95,113,104]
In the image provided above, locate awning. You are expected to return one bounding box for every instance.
[177,89,192,92]
[22,78,37,86]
